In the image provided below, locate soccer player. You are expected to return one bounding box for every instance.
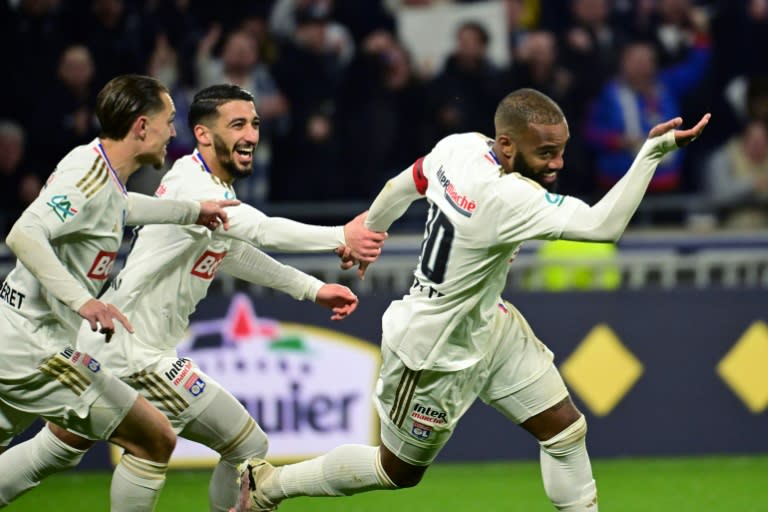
[0,74,237,511]
[234,89,710,512]
[70,84,383,512]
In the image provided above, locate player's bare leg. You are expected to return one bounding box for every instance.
[108,395,176,512]
[520,396,598,511]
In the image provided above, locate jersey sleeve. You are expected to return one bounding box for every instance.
[217,203,345,251]
[219,240,324,300]
[365,151,439,231]
[23,164,104,239]
[493,179,585,243]
[412,156,428,195]
[125,193,200,226]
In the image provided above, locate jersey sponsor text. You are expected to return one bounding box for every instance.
[86,251,118,280]
[191,250,227,279]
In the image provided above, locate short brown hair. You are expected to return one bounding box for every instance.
[494,88,565,138]
[96,74,169,140]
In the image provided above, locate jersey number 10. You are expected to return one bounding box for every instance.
[419,204,454,284]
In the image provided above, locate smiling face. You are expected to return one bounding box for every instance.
[507,121,569,192]
[137,92,176,169]
[202,99,260,180]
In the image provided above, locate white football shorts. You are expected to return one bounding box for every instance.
[0,309,138,446]
[123,356,222,433]
[374,301,569,465]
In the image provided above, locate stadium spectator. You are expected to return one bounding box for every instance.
[630,0,711,67]
[583,39,710,194]
[0,121,36,238]
[502,0,534,60]
[425,20,502,142]
[557,0,628,117]
[28,45,100,174]
[197,27,289,204]
[330,0,396,45]
[269,0,355,66]
[502,30,592,194]
[335,30,430,198]
[1,0,67,122]
[147,33,196,161]
[705,119,768,229]
[0,74,236,511]
[233,90,709,512]
[268,6,349,201]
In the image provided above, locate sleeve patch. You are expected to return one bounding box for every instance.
[46,194,79,222]
[412,157,428,195]
[544,192,565,206]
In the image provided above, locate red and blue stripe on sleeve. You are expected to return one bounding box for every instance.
[412,157,428,195]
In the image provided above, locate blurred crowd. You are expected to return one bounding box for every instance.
[2,0,768,236]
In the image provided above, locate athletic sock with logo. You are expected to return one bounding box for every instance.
[265,444,396,501]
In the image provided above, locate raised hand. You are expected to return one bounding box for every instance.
[197,199,241,231]
[78,298,133,342]
[314,284,359,321]
[648,114,711,147]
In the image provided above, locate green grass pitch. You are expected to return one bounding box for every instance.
[8,455,768,511]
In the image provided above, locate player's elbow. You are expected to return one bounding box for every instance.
[5,220,24,254]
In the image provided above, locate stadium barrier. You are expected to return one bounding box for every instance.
[12,287,763,469]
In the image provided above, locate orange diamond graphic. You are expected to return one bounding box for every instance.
[560,324,643,416]
[717,321,768,413]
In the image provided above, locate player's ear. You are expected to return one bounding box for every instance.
[194,124,212,146]
[132,116,149,140]
[497,133,516,159]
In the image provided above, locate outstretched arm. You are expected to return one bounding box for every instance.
[219,241,358,320]
[561,114,710,242]
[337,166,423,278]
[364,167,424,232]
[214,203,384,261]
[126,193,239,231]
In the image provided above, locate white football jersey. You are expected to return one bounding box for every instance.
[1,138,128,336]
[78,151,238,374]
[382,133,581,371]
[78,150,335,376]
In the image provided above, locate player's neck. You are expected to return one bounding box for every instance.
[491,141,512,174]
[99,138,142,184]
[197,147,235,185]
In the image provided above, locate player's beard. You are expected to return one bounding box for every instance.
[513,152,558,193]
[213,134,254,179]
[138,145,167,170]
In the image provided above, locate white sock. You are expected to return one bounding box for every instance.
[266,444,396,501]
[0,426,86,506]
[208,459,240,512]
[539,417,598,511]
[110,453,168,512]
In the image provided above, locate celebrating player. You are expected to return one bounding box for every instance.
[234,89,710,512]
[64,84,383,511]
[0,74,237,511]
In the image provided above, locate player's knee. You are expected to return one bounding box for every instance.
[379,456,427,488]
[142,422,176,462]
[389,469,425,488]
[540,415,587,458]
